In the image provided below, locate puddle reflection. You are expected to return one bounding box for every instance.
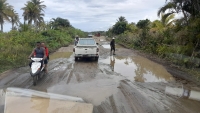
[4,88,92,113]
[110,56,115,71]
[31,97,50,113]
[100,56,174,82]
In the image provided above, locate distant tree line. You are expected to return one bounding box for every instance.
[0,0,74,32]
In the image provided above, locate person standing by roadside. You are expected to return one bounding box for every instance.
[74,35,79,46]
[110,37,115,55]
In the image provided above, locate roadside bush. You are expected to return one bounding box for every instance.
[115,25,200,69]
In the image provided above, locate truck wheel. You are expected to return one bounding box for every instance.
[95,57,99,61]
[75,57,78,61]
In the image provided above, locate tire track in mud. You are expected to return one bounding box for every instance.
[35,58,74,86]
[94,80,163,113]
[0,70,32,89]
[17,76,32,88]
[3,72,21,86]
[118,106,128,113]
[74,73,82,83]
[119,80,158,113]
[120,80,200,113]
[66,70,74,84]
[70,61,99,82]
[58,69,72,82]
[130,82,200,113]
[94,84,148,113]
[109,95,118,113]
[94,100,113,113]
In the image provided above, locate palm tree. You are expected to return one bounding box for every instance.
[158,0,200,23]
[49,18,57,29]
[21,0,46,27]
[9,9,20,30]
[166,0,200,17]
[0,0,13,32]
[117,16,127,23]
[31,0,45,26]
[31,0,46,10]
[49,17,71,30]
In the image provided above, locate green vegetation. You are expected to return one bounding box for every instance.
[0,27,85,73]
[107,0,200,78]
[0,0,86,73]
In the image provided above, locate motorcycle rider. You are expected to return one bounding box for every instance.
[41,42,49,73]
[28,42,46,68]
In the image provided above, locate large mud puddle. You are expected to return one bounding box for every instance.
[47,73,123,106]
[50,52,72,60]
[100,55,174,82]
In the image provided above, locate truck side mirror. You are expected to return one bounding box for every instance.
[96,43,99,45]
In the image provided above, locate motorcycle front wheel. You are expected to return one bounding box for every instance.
[33,76,37,86]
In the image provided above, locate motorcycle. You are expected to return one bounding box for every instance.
[30,57,46,86]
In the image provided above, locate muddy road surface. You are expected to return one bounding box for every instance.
[0,36,200,113]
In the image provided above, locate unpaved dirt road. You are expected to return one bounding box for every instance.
[0,36,200,113]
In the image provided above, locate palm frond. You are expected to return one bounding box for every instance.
[158,2,176,17]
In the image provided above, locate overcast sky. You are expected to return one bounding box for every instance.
[5,0,166,32]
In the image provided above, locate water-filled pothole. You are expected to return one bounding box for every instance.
[100,55,174,82]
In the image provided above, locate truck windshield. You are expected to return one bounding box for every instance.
[79,39,95,45]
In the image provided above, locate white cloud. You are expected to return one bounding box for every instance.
[5,0,166,32]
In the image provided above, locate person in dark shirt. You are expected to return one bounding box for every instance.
[28,42,46,68]
[74,35,79,46]
[110,37,116,55]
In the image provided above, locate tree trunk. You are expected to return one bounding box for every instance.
[24,20,25,31]
[12,22,14,30]
[182,10,188,25]
[1,23,3,32]
[180,2,188,25]
[191,38,199,57]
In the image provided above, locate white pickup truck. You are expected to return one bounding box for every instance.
[73,38,99,61]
